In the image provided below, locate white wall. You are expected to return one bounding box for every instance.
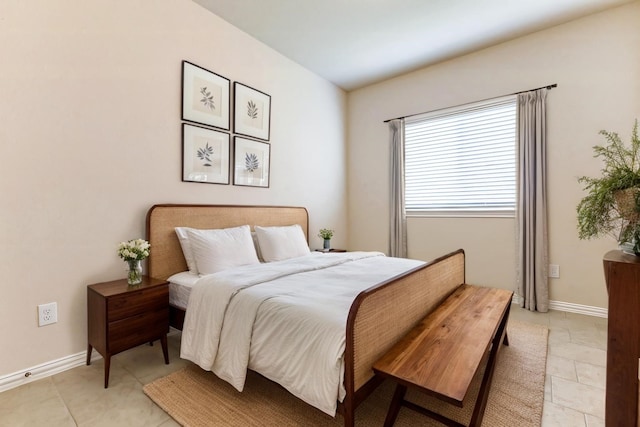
[0,0,347,377]
[347,3,640,308]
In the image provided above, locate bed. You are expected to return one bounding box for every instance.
[145,204,465,426]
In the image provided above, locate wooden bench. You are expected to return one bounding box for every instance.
[372,284,513,427]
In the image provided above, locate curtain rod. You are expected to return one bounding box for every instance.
[383,83,557,123]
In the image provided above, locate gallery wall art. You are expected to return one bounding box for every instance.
[180,61,271,187]
[233,82,271,141]
[182,123,230,185]
[233,137,270,188]
[182,61,230,130]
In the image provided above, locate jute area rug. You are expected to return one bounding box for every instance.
[144,320,548,426]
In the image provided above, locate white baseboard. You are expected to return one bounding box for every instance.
[548,300,608,318]
[513,294,608,318]
[0,351,102,393]
[0,329,180,393]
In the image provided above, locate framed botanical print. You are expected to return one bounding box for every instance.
[233,82,271,141]
[182,61,230,130]
[182,123,230,185]
[233,137,270,188]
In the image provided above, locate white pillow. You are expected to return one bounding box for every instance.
[255,225,310,262]
[175,227,198,274]
[251,231,264,262]
[186,225,260,275]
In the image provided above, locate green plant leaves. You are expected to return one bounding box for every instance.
[577,120,640,242]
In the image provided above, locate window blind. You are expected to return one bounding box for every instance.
[404,95,517,216]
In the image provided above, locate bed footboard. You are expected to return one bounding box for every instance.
[341,249,466,426]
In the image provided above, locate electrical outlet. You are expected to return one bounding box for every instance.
[38,302,58,326]
[549,264,560,279]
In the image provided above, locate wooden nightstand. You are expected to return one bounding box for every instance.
[314,248,347,253]
[86,276,169,388]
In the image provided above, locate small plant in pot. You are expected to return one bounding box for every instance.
[318,228,334,250]
[577,120,640,254]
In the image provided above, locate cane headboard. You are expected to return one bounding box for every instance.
[145,204,309,280]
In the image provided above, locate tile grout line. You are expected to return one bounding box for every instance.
[50,376,79,427]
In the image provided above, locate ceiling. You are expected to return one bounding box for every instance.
[192,0,634,91]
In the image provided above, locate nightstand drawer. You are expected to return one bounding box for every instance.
[108,308,169,353]
[107,285,168,321]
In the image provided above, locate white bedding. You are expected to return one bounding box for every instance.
[167,271,199,309]
[180,251,424,416]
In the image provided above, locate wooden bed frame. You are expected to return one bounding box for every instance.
[145,204,465,426]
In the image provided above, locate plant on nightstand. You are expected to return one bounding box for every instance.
[577,120,640,254]
[117,238,150,285]
[318,228,334,250]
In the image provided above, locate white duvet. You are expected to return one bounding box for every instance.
[180,251,424,416]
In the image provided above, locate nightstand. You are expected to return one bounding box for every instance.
[315,249,347,253]
[86,276,169,388]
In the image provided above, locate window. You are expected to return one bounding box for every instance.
[404,95,517,217]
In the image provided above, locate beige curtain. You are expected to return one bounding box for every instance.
[389,119,407,258]
[517,89,549,312]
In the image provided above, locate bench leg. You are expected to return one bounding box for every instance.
[502,303,511,347]
[403,400,466,427]
[469,306,510,427]
[384,384,407,427]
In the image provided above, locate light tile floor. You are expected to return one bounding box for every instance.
[510,307,608,426]
[0,305,607,426]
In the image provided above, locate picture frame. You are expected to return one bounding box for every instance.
[233,137,270,188]
[233,82,271,141]
[182,61,230,130]
[182,123,230,185]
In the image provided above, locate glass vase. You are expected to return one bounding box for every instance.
[127,259,143,285]
[323,239,331,250]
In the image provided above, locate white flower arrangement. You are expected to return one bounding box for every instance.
[318,228,334,240]
[117,238,150,261]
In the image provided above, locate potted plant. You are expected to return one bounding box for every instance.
[577,120,640,253]
[318,228,334,250]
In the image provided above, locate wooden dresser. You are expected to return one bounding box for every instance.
[603,250,640,426]
[86,276,170,387]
